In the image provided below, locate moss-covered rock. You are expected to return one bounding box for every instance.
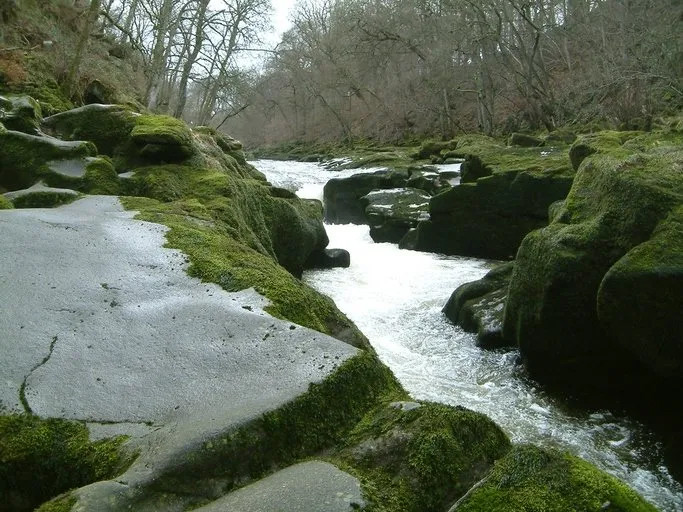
[503,147,683,397]
[4,182,80,208]
[443,262,514,349]
[361,187,431,243]
[597,205,683,379]
[336,401,511,512]
[130,114,195,162]
[508,133,544,148]
[414,168,573,260]
[452,445,656,512]
[568,131,643,171]
[324,169,410,224]
[42,104,139,158]
[0,94,42,134]
[0,414,134,512]
[0,130,96,190]
[410,135,574,259]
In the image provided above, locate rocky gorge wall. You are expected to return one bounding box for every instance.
[0,94,665,511]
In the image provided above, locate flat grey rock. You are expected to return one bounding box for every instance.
[3,181,79,200]
[0,196,360,506]
[194,461,366,512]
[47,157,98,178]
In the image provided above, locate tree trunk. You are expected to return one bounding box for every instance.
[175,0,210,118]
[64,0,102,98]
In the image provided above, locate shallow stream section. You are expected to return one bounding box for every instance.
[252,159,683,510]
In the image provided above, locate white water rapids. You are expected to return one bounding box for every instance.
[252,159,683,511]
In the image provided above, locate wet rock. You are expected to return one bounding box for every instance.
[361,188,431,243]
[443,262,514,349]
[192,461,366,512]
[504,144,683,400]
[305,248,351,269]
[323,169,409,224]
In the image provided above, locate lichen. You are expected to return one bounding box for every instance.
[0,414,135,512]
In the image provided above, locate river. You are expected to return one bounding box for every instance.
[252,159,683,511]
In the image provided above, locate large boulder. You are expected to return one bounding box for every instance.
[411,136,574,259]
[337,401,511,512]
[361,187,431,243]
[503,146,683,397]
[305,248,351,269]
[453,445,657,512]
[414,166,573,260]
[0,94,42,134]
[42,104,139,158]
[0,128,96,190]
[443,262,514,349]
[323,169,409,223]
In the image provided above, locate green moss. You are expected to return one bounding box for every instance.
[35,495,76,512]
[11,190,79,208]
[0,414,135,512]
[454,445,657,512]
[82,157,121,195]
[568,131,644,170]
[334,402,511,512]
[118,160,365,347]
[0,195,13,209]
[131,114,194,148]
[154,351,404,495]
[42,104,138,157]
[122,192,366,348]
[0,130,96,190]
[453,135,572,184]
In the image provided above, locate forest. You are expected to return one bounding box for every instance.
[13,0,677,146]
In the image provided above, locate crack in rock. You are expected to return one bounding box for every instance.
[19,335,59,413]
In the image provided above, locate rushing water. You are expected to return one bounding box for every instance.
[252,159,683,511]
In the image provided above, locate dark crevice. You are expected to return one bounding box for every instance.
[19,335,59,414]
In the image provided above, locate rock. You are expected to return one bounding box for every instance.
[398,228,418,250]
[443,262,514,349]
[544,130,577,145]
[3,181,79,208]
[568,131,642,171]
[0,196,396,510]
[597,205,683,379]
[361,187,431,243]
[130,114,195,162]
[42,103,139,158]
[406,168,451,194]
[451,445,657,512]
[340,401,511,512]
[0,128,96,190]
[503,147,683,398]
[414,166,573,260]
[305,248,351,269]
[508,132,544,147]
[192,461,366,512]
[0,94,43,135]
[323,169,409,224]
[416,139,458,159]
[84,79,116,105]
